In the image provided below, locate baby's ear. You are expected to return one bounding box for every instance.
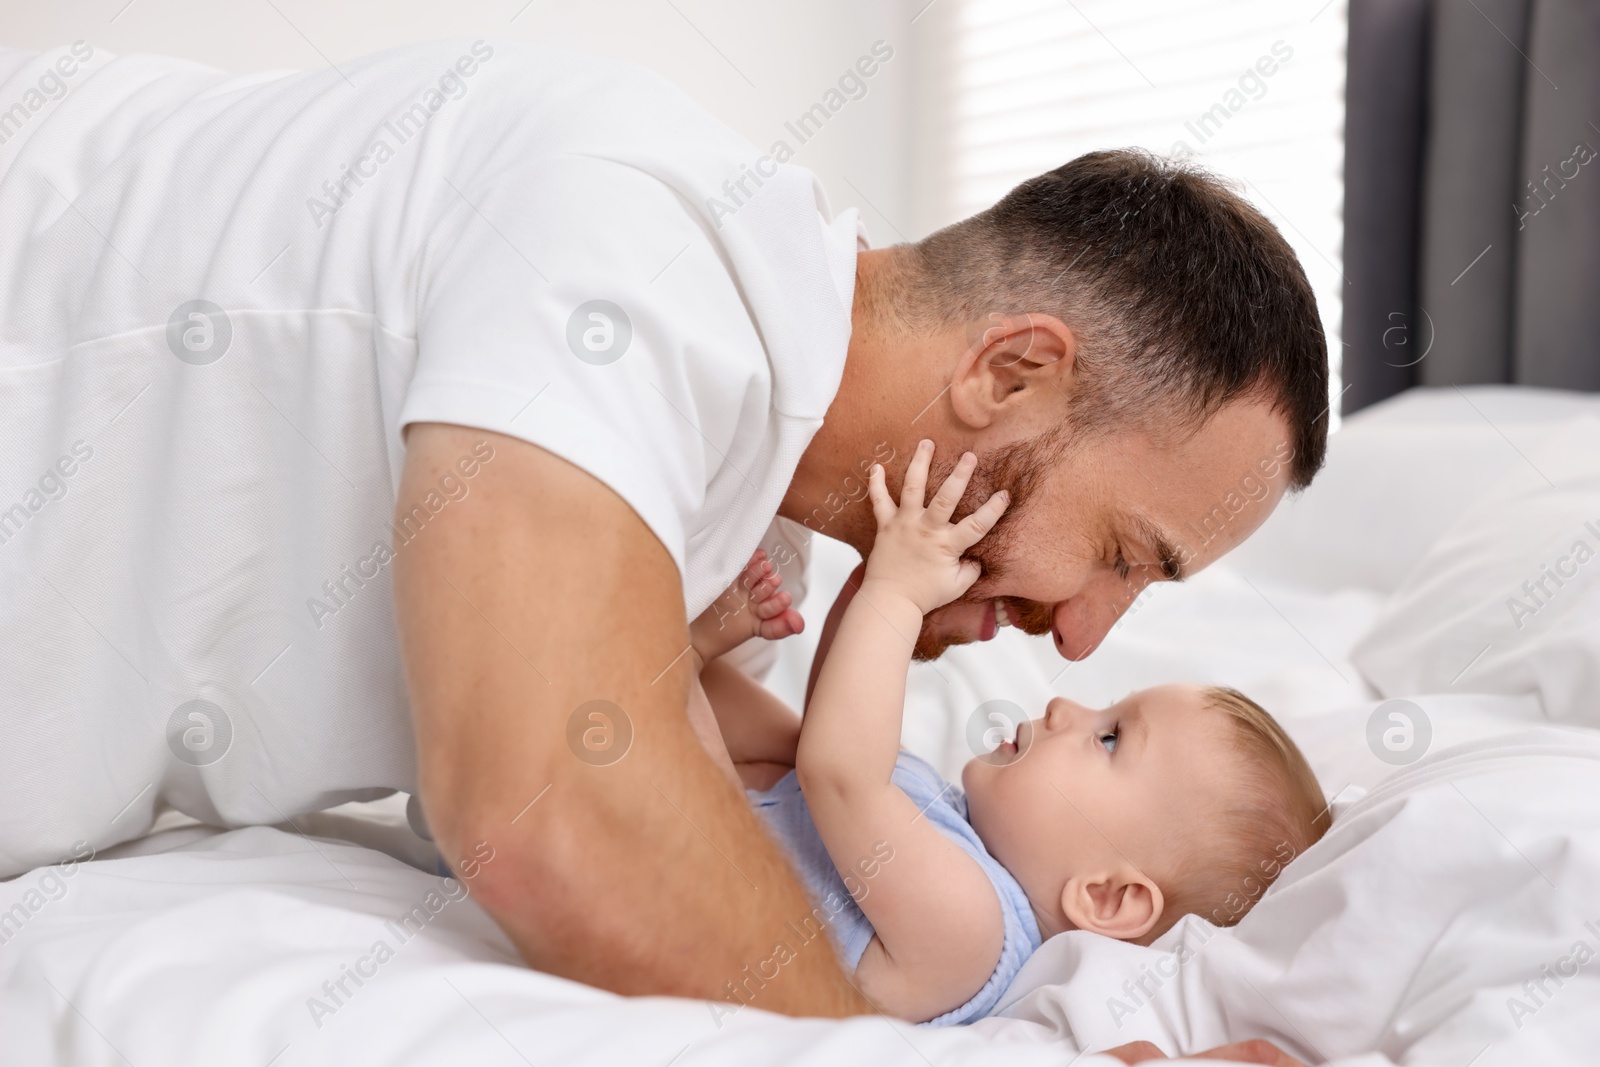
[1060,870,1163,941]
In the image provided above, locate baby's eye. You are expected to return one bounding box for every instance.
[1099,726,1120,753]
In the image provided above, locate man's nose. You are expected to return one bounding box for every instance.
[1049,595,1126,661]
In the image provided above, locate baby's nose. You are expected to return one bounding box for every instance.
[1045,696,1091,728]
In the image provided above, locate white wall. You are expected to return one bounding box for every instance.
[2,0,916,244]
[5,1,1345,275]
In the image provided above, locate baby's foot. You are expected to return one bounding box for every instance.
[690,549,805,665]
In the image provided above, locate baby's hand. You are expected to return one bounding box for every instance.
[689,549,805,665]
[864,440,1009,614]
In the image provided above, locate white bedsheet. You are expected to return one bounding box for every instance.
[6,387,1600,1066]
[0,825,1077,1067]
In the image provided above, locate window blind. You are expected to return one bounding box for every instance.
[913,0,1349,415]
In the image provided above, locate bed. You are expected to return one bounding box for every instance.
[5,385,1599,1066]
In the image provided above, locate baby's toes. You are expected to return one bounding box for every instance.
[737,554,774,590]
[752,589,792,619]
[757,608,805,641]
[746,571,786,604]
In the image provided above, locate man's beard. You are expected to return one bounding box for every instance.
[910,433,1062,660]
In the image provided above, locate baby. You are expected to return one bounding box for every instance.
[687,441,1330,1027]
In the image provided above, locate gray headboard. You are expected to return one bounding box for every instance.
[1340,0,1600,415]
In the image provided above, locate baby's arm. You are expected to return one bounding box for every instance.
[796,441,1013,1021]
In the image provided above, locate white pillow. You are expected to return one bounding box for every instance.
[988,728,1600,1063]
[1226,387,1591,595]
[1351,415,1600,726]
[1344,383,1600,427]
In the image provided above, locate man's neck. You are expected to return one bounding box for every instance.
[780,248,944,555]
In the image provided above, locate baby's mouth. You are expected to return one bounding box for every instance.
[996,720,1030,761]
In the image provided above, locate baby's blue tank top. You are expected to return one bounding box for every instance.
[747,750,1043,1026]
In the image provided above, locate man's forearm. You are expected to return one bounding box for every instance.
[442,680,857,1009]
[394,423,870,1016]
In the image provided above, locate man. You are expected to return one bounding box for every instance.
[0,35,1325,1044]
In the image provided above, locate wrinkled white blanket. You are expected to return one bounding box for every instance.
[0,824,1076,1066]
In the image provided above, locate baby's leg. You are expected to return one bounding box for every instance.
[690,550,805,665]
[681,660,803,792]
[686,670,791,792]
[685,674,742,791]
[698,659,802,769]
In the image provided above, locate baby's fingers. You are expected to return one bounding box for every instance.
[926,450,976,524]
[952,558,983,599]
[868,462,897,527]
[955,488,1010,550]
[899,439,934,510]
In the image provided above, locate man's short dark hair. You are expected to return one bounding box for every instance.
[906,148,1329,489]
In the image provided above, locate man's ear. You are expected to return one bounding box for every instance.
[1060,869,1163,941]
[948,312,1076,431]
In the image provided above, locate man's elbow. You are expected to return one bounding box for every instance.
[437,789,597,938]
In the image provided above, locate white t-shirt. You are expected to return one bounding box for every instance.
[0,39,863,876]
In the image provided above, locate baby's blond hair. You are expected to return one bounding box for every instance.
[1146,686,1330,941]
